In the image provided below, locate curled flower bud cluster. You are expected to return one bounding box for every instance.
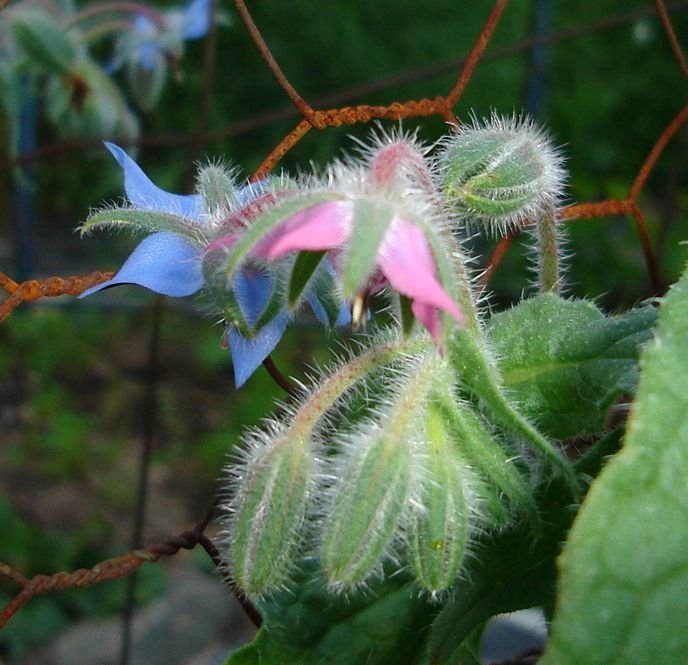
[221,335,538,598]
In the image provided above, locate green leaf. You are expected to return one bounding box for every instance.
[541,265,688,665]
[489,293,657,439]
[341,199,393,297]
[288,250,327,308]
[225,560,435,665]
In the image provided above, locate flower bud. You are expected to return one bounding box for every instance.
[228,430,314,598]
[408,408,470,594]
[439,114,565,234]
[320,353,440,590]
[195,163,239,219]
[320,425,414,590]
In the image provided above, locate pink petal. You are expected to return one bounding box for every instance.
[377,219,464,325]
[205,233,239,254]
[252,200,353,259]
[412,301,444,348]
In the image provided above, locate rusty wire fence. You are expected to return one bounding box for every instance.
[0,0,686,661]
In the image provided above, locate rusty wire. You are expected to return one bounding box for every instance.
[1,0,687,635]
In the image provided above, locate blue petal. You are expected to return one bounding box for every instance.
[104,142,203,220]
[79,232,203,298]
[306,292,352,327]
[228,312,289,387]
[181,0,211,39]
[233,269,275,330]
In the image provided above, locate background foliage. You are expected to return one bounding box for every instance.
[0,0,686,662]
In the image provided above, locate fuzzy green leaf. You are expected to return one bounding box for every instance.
[541,264,688,665]
[488,293,657,439]
[225,560,435,665]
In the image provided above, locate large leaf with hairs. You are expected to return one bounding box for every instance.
[226,560,435,665]
[488,293,656,439]
[541,264,688,665]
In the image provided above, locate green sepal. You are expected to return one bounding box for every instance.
[288,250,327,309]
[254,275,286,332]
[310,266,348,327]
[341,199,393,298]
[11,9,77,75]
[408,407,469,593]
[432,396,538,528]
[398,294,415,337]
[442,130,515,186]
[320,432,412,589]
[79,208,201,242]
[448,327,579,496]
[216,285,253,339]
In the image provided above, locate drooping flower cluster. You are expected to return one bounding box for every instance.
[81,120,575,599]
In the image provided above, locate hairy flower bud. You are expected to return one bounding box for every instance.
[228,430,314,597]
[195,162,240,220]
[320,353,440,590]
[408,407,470,594]
[224,336,411,597]
[439,113,565,235]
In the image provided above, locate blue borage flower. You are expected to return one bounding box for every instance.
[108,0,213,109]
[81,143,350,387]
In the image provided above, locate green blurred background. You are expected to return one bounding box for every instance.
[0,0,686,661]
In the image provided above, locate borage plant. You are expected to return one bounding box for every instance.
[81,115,687,665]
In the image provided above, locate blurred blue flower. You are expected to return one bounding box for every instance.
[132,0,211,70]
[109,0,212,109]
[82,143,349,387]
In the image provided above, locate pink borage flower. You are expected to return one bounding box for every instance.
[251,197,465,345]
